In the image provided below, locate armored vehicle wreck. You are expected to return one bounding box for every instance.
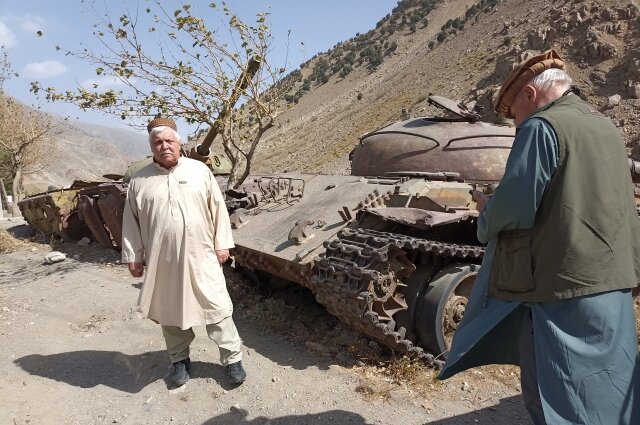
[228,96,516,364]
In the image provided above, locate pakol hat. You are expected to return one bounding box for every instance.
[147,117,177,133]
[494,49,566,118]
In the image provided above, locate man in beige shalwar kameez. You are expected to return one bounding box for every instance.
[121,117,246,387]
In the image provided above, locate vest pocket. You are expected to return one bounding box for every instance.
[490,229,535,292]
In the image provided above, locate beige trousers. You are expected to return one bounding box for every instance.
[161,315,243,366]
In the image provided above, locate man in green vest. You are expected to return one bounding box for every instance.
[439,49,640,424]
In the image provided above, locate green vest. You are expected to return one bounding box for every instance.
[489,94,640,302]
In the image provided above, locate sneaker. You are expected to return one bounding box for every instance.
[170,358,191,387]
[226,361,246,385]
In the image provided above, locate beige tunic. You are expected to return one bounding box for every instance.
[121,157,235,329]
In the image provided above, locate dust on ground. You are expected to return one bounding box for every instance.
[0,218,530,425]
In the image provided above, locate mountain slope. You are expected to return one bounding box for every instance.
[24,114,148,193]
[250,0,640,175]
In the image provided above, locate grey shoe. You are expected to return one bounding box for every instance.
[227,361,246,385]
[170,358,191,387]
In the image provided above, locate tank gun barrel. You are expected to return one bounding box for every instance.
[192,56,262,159]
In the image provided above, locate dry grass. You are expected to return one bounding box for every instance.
[0,228,29,253]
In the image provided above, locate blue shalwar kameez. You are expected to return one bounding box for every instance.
[439,117,640,424]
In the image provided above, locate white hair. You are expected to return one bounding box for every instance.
[527,68,572,92]
[148,125,181,144]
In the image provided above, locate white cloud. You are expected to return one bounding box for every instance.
[24,60,69,78]
[20,19,43,33]
[81,76,132,90]
[0,22,17,48]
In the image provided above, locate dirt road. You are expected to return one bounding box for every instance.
[0,218,530,425]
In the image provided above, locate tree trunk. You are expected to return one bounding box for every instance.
[0,178,8,216]
[11,164,22,216]
[227,161,245,190]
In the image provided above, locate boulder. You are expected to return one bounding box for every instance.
[44,252,66,264]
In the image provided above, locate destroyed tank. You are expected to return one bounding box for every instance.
[228,96,516,364]
[17,180,110,242]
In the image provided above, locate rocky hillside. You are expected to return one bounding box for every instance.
[242,0,640,174]
[23,113,148,194]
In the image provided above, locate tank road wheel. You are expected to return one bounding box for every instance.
[414,263,479,358]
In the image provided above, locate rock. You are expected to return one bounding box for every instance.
[77,237,91,247]
[73,254,81,260]
[305,341,330,353]
[421,399,434,411]
[608,94,622,107]
[44,252,66,264]
[368,340,379,350]
[30,247,38,252]
[462,381,471,391]
[526,27,551,50]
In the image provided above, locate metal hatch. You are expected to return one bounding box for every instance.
[427,95,481,122]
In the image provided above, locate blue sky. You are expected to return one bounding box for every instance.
[0,0,397,132]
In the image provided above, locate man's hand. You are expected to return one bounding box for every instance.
[471,190,489,212]
[128,262,144,278]
[216,249,230,264]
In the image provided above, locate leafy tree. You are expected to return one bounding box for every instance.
[0,50,58,215]
[30,2,288,188]
[0,94,59,215]
[339,64,352,78]
[437,30,447,43]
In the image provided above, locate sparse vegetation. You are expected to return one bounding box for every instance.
[281,0,446,104]
[0,228,25,253]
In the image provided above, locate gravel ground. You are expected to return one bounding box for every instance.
[0,218,530,425]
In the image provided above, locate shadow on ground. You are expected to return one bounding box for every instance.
[423,395,532,424]
[200,397,532,424]
[14,350,245,393]
[233,315,337,372]
[202,409,372,425]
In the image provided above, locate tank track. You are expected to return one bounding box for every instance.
[311,227,485,367]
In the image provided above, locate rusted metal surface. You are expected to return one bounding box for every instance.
[77,183,127,250]
[311,227,485,365]
[97,184,127,249]
[194,56,262,158]
[427,95,482,122]
[358,207,469,230]
[351,98,515,182]
[18,188,91,241]
[78,192,113,248]
[229,174,408,265]
[229,173,489,362]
